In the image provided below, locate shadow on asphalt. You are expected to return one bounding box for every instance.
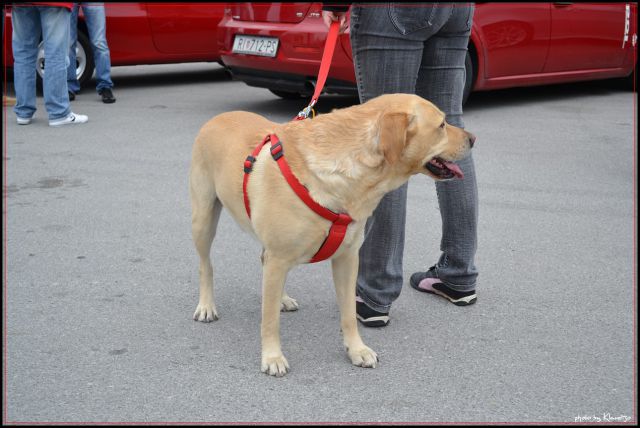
[233,94,360,118]
[4,61,632,111]
[464,78,632,112]
[1,63,231,95]
[250,79,633,115]
[112,63,231,89]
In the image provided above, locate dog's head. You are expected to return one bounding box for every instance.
[374,94,475,180]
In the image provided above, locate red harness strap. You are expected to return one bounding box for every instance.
[242,134,353,263]
[243,134,271,218]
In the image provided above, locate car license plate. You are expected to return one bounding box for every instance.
[232,35,279,57]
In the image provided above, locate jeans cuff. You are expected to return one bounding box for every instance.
[356,287,392,313]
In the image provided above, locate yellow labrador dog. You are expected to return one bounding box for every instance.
[189,93,475,376]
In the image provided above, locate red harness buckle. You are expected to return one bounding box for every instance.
[244,156,257,173]
[270,141,284,160]
[243,134,353,263]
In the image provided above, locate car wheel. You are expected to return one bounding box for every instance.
[627,61,637,91]
[269,89,304,99]
[36,30,95,88]
[462,50,474,106]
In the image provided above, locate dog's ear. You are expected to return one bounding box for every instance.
[379,111,412,164]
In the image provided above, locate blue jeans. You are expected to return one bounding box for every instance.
[12,6,71,120]
[351,3,479,312]
[67,2,113,93]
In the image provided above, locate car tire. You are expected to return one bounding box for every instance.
[462,50,474,106]
[611,61,637,91]
[269,89,304,99]
[626,61,637,91]
[36,30,95,88]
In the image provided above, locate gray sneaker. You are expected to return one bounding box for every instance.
[49,112,88,127]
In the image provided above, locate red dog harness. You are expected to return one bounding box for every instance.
[242,134,353,263]
[242,22,349,263]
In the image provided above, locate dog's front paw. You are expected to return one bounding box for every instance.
[280,295,299,312]
[193,302,219,322]
[261,353,290,377]
[348,346,378,368]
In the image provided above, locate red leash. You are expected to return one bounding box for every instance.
[295,21,341,120]
[243,21,351,263]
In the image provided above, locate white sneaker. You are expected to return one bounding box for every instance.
[16,116,33,125]
[49,112,88,127]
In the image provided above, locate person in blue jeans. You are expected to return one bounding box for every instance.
[12,3,88,126]
[67,2,115,103]
[323,3,478,327]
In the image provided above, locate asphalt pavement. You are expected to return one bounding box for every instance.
[3,63,637,424]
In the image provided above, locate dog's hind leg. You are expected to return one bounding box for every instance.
[281,293,299,312]
[260,253,292,376]
[331,249,378,368]
[261,249,298,312]
[190,167,223,322]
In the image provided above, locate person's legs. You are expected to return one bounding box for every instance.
[351,3,478,318]
[11,6,41,121]
[350,4,425,315]
[81,3,113,93]
[39,6,71,121]
[413,4,478,293]
[67,3,81,94]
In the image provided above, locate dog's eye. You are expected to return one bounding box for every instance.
[439,121,446,129]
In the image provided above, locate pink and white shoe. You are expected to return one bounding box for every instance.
[410,266,477,306]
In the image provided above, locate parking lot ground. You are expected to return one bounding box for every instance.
[3,63,637,423]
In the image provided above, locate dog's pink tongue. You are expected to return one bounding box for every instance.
[444,161,464,179]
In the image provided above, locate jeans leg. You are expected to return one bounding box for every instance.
[357,184,409,312]
[82,3,112,92]
[350,5,423,312]
[40,6,71,120]
[11,7,41,119]
[415,6,478,290]
[67,3,81,93]
[434,153,478,290]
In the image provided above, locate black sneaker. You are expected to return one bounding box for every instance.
[356,298,389,327]
[410,266,477,306]
[99,88,116,104]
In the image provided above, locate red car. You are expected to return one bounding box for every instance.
[3,3,225,86]
[219,2,638,103]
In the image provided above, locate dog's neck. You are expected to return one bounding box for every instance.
[276,111,412,222]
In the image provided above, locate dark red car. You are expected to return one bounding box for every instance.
[219,2,638,103]
[3,3,225,86]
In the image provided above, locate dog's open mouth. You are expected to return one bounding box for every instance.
[425,157,464,179]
